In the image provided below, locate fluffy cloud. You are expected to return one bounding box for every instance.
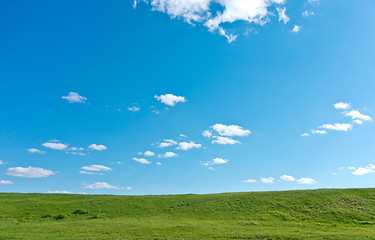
[320,123,352,131]
[177,141,202,150]
[81,165,112,172]
[212,136,240,145]
[28,148,45,154]
[242,179,257,183]
[291,25,301,33]
[158,139,178,148]
[135,0,288,42]
[334,102,351,110]
[261,177,274,183]
[344,110,372,121]
[297,178,316,184]
[0,180,13,185]
[133,158,151,164]
[212,158,228,164]
[211,124,251,137]
[7,167,55,178]
[42,141,68,150]
[82,182,119,189]
[61,92,87,103]
[127,106,140,112]
[280,175,295,182]
[351,164,375,176]
[202,130,212,138]
[277,7,289,24]
[88,144,107,151]
[155,94,186,106]
[162,152,178,158]
[144,151,156,157]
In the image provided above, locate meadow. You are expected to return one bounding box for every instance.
[0,188,375,239]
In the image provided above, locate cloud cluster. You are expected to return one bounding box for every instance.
[82,182,119,189]
[302,102,371,136]
[203,124,250,145]
[135,0,289,42]
[7,167,55,178]
[345,164,375,176]
[201,157,228,170]
[244,175,316,184]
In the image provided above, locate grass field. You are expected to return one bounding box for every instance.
[0,188,375,239]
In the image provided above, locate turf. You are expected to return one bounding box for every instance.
[0,188,375,239]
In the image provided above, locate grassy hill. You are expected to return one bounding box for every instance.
[0,188,375,239]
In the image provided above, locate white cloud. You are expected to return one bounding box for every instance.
[212,136,240,145]
[158,139,178,148]
[177,141,202,150]
[0,160,3,165]
[344,110,372,121]
[144,151,156,157]
[348,166,356,170]
[354,119,363,125]
[202,130,212,138]
[155,94,186,106]
[62,92,87,103]
[88,144,107,151]
[211,124,251,137]
[243,179,257,183]
[28,148,46,154]
[352,164,375,176]
[261,177,274,183]
[0,180,13,185]
[280,175,295,182]
[180,134,187,138]
[320,123,352,131]
[133,158,151,164]
[82,182,119,189]
[291,25,301,33]
[297,178,316,184]
[81,165,112,172]
[137,0,287,42]
[302,10,314,17]
[334,102,351,110]
[301,133,310,137]
[276,7,289,24]
[311,129,326,135]
[48,190,74,194]
[127,187,132,190]
[212,158,228,164]
[7,167,55,178]
[201,157,228,168]
[42,141,68,150]
[127,106,140,112]
[80,171,97,175]
[162,152,178,158]
[156,162,162,165]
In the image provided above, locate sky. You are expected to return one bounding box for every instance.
[1,0,375,195]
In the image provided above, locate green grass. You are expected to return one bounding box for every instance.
[1,188,375,239]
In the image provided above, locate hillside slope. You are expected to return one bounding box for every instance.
[0,188,375,239]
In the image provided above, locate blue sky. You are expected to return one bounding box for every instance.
[1,0,375,195]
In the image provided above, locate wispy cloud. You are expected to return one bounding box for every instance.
[133,158,151,164]
[28,148,46,154]
[82,182,119,189]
